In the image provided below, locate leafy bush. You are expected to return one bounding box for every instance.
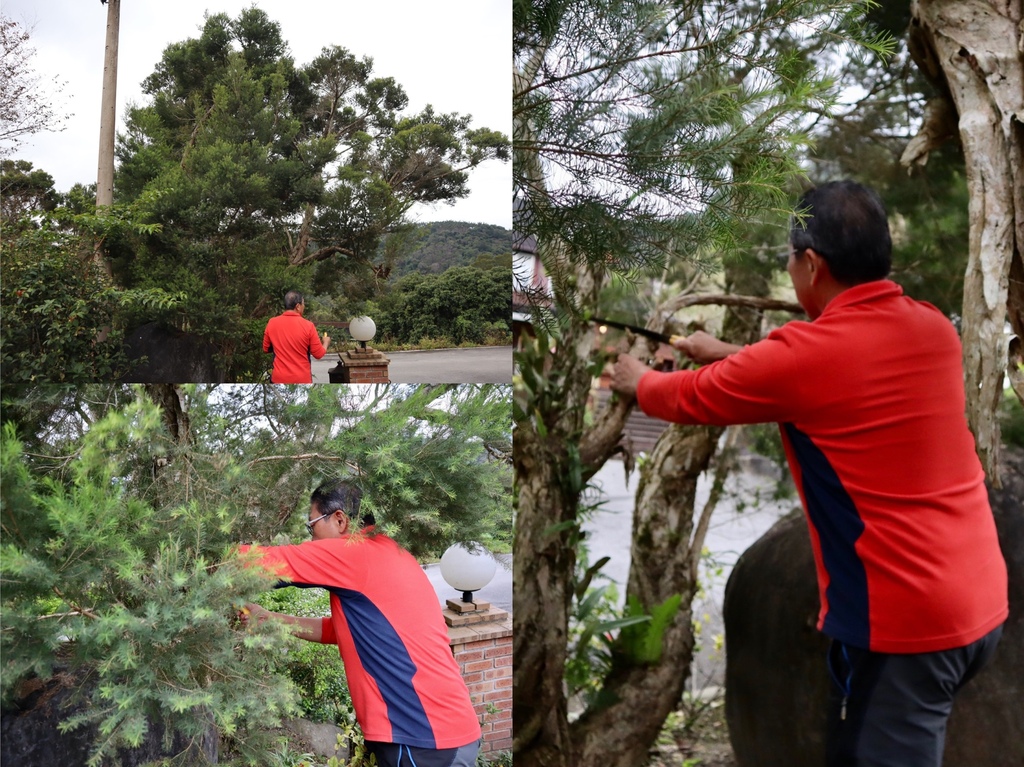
[257,588,353,725]
[1,384,512,763]
[0,404,299,765]
[376,266,510,346]
[1000,390,1024,448]
[1,224,130,382]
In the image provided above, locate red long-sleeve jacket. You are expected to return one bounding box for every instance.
[637,280,1008,653]
[262,311,326,383]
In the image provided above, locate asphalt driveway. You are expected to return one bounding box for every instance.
[311,346,513,384]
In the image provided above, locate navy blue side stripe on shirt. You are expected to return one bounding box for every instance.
[330,587,435,748]
[784,423,870,648]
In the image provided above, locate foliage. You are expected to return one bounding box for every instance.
[110,8,508,378]
[0,15,69,156]
[999,390,1024,449]
[1,384,512,763]
[479,751,514,767]
[807,3,971,317]
[513,1,894,764]
[375,266,511,347]
[566,566,652,710]
[0,159,58,224]
[0,409,297,766]
[256,588,352,725]
[515,0,893,284]
[0,218,178,383]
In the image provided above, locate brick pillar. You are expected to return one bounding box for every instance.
[446,604,512,758]
[332,347,390,384]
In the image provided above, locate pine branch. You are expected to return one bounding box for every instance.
[247,453,360,472]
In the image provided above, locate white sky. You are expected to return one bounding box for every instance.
[2,0,511,228]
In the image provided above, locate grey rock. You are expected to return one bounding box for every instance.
[724,450,1024,766]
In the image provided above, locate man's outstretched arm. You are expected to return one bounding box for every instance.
[241,603,324,642]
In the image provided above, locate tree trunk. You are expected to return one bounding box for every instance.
[512,229,612,766]
[906,0,1024,482]
[567,261,770,767]
[512,426,580,766]
[570,423,720,767]
[96,0,119,210]
[144,384,191,446]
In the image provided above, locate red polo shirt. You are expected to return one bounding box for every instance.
[637,280,1008,653]
[262,311,327,383]
[239,534,481,749]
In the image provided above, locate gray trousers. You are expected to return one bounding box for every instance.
[365,739,480,767]
[825,624,1003,767]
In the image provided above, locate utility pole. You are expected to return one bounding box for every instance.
[96,0,119,210]
[95,0,119,280]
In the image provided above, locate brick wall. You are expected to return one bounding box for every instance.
[448,614,512,758]
[344,365,389,383]
[335,350,390,384]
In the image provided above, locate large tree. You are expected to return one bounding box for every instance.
[900,0,1024,480]
[1,383,512,764]
[512,2,889,766]
[111,8,508,375]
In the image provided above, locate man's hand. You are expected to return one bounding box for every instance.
[321,332,331,349]
[238,603,323,642]
[609,353,654,398]
[239,603,271,627]
[672,331,742,364]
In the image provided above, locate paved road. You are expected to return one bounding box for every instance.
[312,346,513,384]
[582,456,795,694]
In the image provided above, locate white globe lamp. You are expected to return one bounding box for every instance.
[348,316,376,349]
[440,543,496,604]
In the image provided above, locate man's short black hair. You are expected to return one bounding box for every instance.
[310,480,375,528]
[789,180,891,285]
[284,290,304,310]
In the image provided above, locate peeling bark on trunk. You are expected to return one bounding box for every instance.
[513,230,610,766]
[145,384,191,446]
[512,426,580,766]
[905,0,1024,482]
[288,204,317,265]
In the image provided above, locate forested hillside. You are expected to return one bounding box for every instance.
[395,221,512,276]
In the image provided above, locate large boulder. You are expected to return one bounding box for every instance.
[724,450,1024,766]
[1,671,219,765]
[121,323,226,383]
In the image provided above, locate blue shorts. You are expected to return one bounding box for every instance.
[825,624,1003,766]
[364,740,480,767]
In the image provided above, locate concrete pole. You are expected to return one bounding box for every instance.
[96,0,120,210]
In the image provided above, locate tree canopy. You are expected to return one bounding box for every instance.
[81,7,509,376]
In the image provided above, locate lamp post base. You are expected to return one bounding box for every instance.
[328,348,390,384]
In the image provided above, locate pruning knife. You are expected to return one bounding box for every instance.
[591,317,684,346]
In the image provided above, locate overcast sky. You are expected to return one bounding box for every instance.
[2,0,511,228]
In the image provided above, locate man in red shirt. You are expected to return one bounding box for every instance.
[610,181,1007,766]
[263,291,330,383]
[239,481,481,767]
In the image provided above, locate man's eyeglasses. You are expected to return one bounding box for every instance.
[305,512,335,535]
